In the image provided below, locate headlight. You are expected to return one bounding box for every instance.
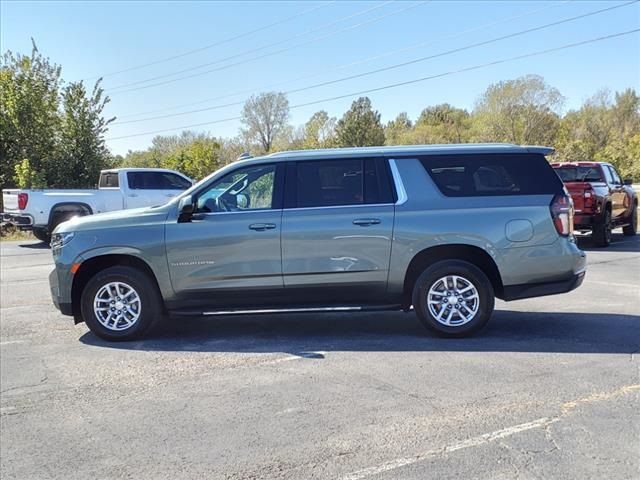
[50,232,75,249]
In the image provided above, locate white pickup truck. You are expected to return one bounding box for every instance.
[2,168,193,243]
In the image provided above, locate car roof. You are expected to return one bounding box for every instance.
[247,143,554,163]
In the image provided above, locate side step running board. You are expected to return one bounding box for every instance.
[171,305,403,317]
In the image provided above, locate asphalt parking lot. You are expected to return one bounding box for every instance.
[1,233,638,480]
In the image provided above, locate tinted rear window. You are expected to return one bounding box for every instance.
[99,172,119,188]
[293,158,394,208]
[420,154,563,197]
[127,172,191,190]
[554,166,603,182]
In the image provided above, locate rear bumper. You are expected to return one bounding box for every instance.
[2,212,34,227]
[502,270,586,301]
[574,213,595,229]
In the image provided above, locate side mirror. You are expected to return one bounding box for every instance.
[178,195,195,223]
[624,178,633,186]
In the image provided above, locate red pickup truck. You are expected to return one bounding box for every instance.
[551,161,637,247]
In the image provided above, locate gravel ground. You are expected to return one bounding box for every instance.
[1,232,638,480]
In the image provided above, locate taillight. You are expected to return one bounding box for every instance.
[550,193,574,236]
[583,187,595,211]
[17,193,28,210]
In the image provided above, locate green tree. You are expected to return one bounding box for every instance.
[119,131,227,180]
[303,110,337,149]
[51,80,114,187]
[335,97,385,147]
[14,158,46,188]
[240,92,290,153]
[0,41,61,189]
[384,112,412,145]
[473,74,564,145]
[1,41,114,191]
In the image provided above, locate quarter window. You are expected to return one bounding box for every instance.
[420,154,563,197]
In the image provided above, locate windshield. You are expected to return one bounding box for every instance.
[554,166,603,182]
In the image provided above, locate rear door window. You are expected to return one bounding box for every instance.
[289,158,395,208]
[419,154,563,197]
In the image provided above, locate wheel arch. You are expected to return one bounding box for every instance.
[403,244,504,302]
[48,202,93,231]
[71,254,164,324]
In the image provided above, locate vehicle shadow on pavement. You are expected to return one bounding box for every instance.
[17,241,49,249]
[80,309,640,356]
[576,232,639,252]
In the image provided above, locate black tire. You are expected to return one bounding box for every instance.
[80,266,161,341]
[622,204,637,236]
[32,227,51,244]
[412,260,495,338]
[592,208,612,247]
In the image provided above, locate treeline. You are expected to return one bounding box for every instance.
[121,76,640,181]
[2,46,638,192]
[1,43,114,190]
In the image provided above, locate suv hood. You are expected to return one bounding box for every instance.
[54,205,171,234]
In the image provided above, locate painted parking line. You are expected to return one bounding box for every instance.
[342,384,640,480]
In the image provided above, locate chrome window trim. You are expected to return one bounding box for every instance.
[194,208,277,217]
[283,203,393,212]
[388,159,408,205]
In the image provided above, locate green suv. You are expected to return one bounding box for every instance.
[49,144,587,341]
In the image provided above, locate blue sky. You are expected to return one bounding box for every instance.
[2,0,639,155]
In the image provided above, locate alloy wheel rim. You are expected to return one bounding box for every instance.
[93,281,142,331]
[427,275,480,326]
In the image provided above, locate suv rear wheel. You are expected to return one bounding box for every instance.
[412,260,494,337]
[80,266,160,341]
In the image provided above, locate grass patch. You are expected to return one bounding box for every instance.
[0,223,34,241]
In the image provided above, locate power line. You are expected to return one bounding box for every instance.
[116,0,568,121]
[105,1,394,90]
[111,1,633,126]
[106,28,640,141]
[82,1,337,81]
[107,1,428,94]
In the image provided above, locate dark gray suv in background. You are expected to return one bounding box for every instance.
[49,144,587,341]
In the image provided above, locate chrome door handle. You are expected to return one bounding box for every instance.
[248,223,276,231]
[353,218,381,226]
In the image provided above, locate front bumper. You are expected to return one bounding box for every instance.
[49,268,74,316]
[502,270,586,301]
[2,212,34,227]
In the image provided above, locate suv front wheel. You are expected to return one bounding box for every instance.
[412,260,495,337]
[80,266,161,341]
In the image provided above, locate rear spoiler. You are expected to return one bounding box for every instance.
[525,146,555,156]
